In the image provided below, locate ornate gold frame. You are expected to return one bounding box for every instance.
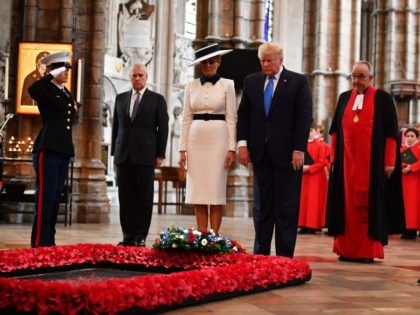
[16,42,73,115]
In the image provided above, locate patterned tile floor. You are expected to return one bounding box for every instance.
[1,190,419,314]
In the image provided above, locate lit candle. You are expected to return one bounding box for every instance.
[4,57,9,100]
[76,58,82,103]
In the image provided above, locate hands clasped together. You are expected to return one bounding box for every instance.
[238,147,304,171]
[178,151,235,170]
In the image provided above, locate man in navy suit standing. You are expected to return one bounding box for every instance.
[111,63,169,247]
[237,42,312,257]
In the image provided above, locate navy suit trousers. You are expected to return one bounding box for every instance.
[253,145,302,257]
[117,159,155,242]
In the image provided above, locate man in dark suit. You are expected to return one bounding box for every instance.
[237,42,312,257]
[111,63,169,247]
[28,51,77,247]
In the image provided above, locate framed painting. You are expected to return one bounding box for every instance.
[16,42,73,115]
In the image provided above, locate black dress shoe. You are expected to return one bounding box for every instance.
[401,234,417,240]
[339,256,374,263]
[299,227,316,234]
[401,230,417,239]
[118,239,135,246]
[133,239,146,247]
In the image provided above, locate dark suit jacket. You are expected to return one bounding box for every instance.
[237,68,312,167]
[28,73,76,157]
[111,88,169,166]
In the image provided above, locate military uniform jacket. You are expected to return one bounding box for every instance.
[28,73,76,157]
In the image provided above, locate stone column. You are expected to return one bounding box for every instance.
[104,0,119,56]
[372,0,387,88]
[59,0,73,42]
[206,0,234,45]
[197,0,265,49]
[72,0,110,223]
[303,0,361,129]
[302,0,316,84]
[231,0,245,48]
[272,0,305,72]
[334,0,361,114]
[405,0,418,81]
[154,0,175,160]
[154,0,174,100]
[374,0,420,126]
[194,0,209,47]
[248,0,266,48]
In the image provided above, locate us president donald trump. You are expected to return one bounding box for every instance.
[237,42,312,258]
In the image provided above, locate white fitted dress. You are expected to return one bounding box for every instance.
[179,78,237,205]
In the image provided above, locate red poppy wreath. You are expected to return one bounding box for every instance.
[0,239,311,314]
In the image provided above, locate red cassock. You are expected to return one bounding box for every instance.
[401,142,420,230]
[298,139,328,229]
[320,141,331,172]
[331,86,396,259]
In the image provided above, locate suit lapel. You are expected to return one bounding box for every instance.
[119,91,131,120]
[268,68,290,116]
[256,73,266,117]
[131,88,148,121]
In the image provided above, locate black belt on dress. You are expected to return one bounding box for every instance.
[193,114,225,121]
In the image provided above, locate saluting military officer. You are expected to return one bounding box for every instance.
[28,51,78,247]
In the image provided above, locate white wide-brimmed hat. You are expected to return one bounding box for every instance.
[191,43,232,66]
[40,51,72,69]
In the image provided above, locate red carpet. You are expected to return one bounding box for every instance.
[0,244,311,314]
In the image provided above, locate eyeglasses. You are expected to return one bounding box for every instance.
[351,74,369,80]
[200,59,217,65]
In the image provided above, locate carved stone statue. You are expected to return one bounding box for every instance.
[118,0,155,71]
[125,0,154,19]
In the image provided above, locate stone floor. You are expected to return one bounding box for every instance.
[1,190,419,314]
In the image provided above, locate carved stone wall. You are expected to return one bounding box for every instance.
[302,0,362,133]
[302,0,420,130]
[373,0,420,126]
[196,0,265,49]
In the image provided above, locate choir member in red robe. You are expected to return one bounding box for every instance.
[298,125,328,233]
[326,61,405,263]
[400,128,420,239]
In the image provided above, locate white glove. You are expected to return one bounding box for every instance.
[50,66,67,77]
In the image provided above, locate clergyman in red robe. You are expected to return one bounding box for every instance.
[326,60,405,263]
